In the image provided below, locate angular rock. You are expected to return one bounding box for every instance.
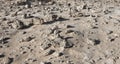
[0,37,10,44]
[45,49,55,56]
[32,17,44,25]
[0,53,5,58]
[40,39,52,50]
[22,36,35,42]
[93,39,101,45]
[10,19,31,29]
[60,40,73,48]
[40,62,52,64]
[53,52,63,57]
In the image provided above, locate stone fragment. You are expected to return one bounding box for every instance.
[45,49,55,56]
[60,40,73,48]
[93,39,101,45]
[24,14,33,19]
[4,57,14,64]
[40,39,52,50]
[22,36,35,42]
[40,62,52,64]
[66,25,74,28]
[52,15,58,21]
[0,37,10,44]
[53,52,63,57]
[0,53,5,58]
[32,17,44,25]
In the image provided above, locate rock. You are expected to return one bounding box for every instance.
[11,12,18,17]
[24,14,33,19]
[16,0,26,6]
[52,15,58,21]
[9,21,19,29]
[0,37,10,44]
[60,40,73,48]
[64,39,74,48]
[45,49,55,56]
[10,19,33,29]
[42,14,59,24]
[4,57,14,64]
[0,53,5,58]
[15,20,26,29]
[66,25,74,28]
[25,0,32,8]
[65,30,75,34]
[40,44,52,50]
[93,39,101,45]
[40,62,52,64]
[40,39,52,50]
[23,19,34,26]
[32,17,44,25]
[39,0,52,5]
[22,36,35,42]
[53,52,63,57]
[116,58,120,64]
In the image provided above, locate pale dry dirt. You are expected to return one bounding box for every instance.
[0,0,120,64]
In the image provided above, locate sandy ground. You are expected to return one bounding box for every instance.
[0,0,120,64]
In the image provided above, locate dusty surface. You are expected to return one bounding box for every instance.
[0,0,120,64]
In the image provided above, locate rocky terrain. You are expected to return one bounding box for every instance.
[0,0,120,64]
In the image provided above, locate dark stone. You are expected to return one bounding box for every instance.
[94,39,101,45]
[8,57,14,64]
[22,36,35,42]
[59,52,64,56]
[66,30,74,34]
[92,26,98,29]
[65,39,74,48]
[66,25,74,28]
[17,20,33,30]
[109,31,113,34]
[83,4,87,9]
[0,37,10,44]
[110,39,115,42]
[24,14,34,19]
[52,15,58,21]
[68,3,71,7]
[23,31,27,34]
[0,53,5,58]
[45,62,52,64]
[17,1,26,5]
[47,50,55,55]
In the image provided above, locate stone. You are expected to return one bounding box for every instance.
[66,25,74,28]
[4,57,14,64]
[52,15,58,21]
[45,49,55,56]
[64,40,74,48]
[24,14,33,19]
[0,53,5,58]
[0,37,10,44]
[40,39,52,50]
[93,39,101,45]
[15,19,33,29]
[60,40,73,48]
[53,52,63,57]
[22,36,35,42]
[32,17,44,25]
[15,20,26,29]
[40,62,52,64]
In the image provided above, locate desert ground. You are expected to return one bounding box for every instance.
[0,0,120,64]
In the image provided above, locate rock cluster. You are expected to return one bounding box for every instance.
[0,0,120,64]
